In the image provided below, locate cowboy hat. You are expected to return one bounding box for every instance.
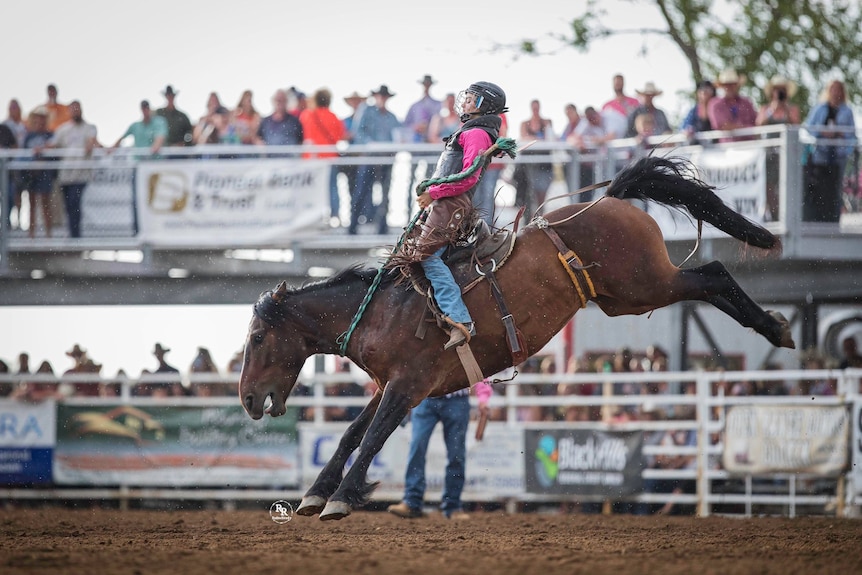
[153,343,171,355]
[764,75,798,98]
[343,91,366,103]
[66,344,86,358]
[371,85,395,98]
[162,85,178,96]
[419,75,436,85]
[635,81,663,96]
[716,69,746,86]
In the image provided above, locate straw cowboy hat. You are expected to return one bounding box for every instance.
[343,91,366,104]
[635,81,663,96]
[764,75,798,98]
[716,68,747,86]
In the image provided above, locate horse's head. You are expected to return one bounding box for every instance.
[239,281,309,420]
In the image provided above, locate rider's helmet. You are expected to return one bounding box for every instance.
[456,81,508,121]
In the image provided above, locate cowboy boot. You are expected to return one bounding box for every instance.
[444,322,476,350]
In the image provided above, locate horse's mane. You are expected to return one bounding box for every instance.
[254,264,396,326]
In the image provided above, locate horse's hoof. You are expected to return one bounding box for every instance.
[295,495,327,516]
[319,501,352,521]
[768,311,796,349]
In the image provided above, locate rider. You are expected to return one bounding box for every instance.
[414,81,508,350]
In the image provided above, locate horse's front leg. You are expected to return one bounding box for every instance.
[296,389,383,516]
[319,385,415,521]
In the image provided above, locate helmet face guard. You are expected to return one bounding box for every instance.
[455,81,507,119]
[455,90,484,117]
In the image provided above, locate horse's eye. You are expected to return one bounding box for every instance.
[252,333,264,345]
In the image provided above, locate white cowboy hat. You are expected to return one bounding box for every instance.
[342,91,366,104]
[636,81,663,96]
[764,75,798,98]
[716,68,747,86]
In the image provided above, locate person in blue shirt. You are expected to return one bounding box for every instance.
[803,79,857,222]
[111,100,168,155]
[350,85,401,235]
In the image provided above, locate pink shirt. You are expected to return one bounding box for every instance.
[426,128,493,200]
[707,95,757,131]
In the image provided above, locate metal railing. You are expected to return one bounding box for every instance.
[1,367,860,517]
[2,126,861,246]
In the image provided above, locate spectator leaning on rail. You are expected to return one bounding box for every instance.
[111,100,168,155]
[412,81,508,350]
[707,69,757,142]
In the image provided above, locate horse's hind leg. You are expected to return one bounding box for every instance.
[680,261,795,349]
[319,385,414,521]
[296,390,383,516]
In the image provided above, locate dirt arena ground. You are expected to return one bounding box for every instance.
[1,507,860,575]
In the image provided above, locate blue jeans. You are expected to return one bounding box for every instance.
[62,182,86,238]
[350,163,392,234]
[328,165,340,219]
[420,247,472,324]
[403,394,470,514]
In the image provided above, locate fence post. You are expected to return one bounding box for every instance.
[696,370,711,517]
[0,157,9,273]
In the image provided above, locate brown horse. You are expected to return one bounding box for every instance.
[238,156,794,520]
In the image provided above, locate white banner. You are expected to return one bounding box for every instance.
[650,148,766,241]
[0,399,56,447]
[299,423,524,498]
[82,165,136,237]
[136,158,329,246]
[723,405,849,475]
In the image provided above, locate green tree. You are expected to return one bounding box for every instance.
[520,0,862,113]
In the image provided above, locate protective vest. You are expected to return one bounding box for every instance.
[429,114,502,193]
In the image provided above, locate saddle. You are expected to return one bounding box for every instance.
[404,219,528,375]
[408,219,517,297]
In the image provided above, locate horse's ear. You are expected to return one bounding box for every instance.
[272,281,288,302]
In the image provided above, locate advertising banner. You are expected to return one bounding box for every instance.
[651,147,767,241]
[82,165,136,237]
[300,423,410,493]
[54,404,300,486]
[135,158,329,245]
[524,429,643,496]
[299,423,524,497]
[0,400,56,485]
[723,405,849,475]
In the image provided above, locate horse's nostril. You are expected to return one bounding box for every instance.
[244,395,255,413]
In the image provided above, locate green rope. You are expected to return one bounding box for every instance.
[336,137,519,357]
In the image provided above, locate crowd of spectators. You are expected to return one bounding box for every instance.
[0,342,242,400]
[3,70,856,237]
[3,335,858,409]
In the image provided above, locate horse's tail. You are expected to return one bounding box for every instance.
[605,156,777,250]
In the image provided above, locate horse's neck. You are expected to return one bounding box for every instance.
[296,278,371,355]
